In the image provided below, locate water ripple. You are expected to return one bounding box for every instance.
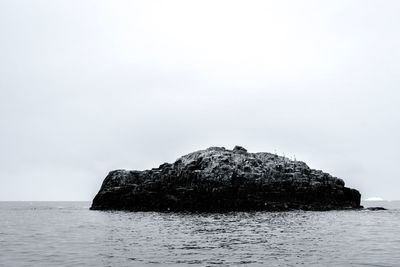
[0,202,399,266]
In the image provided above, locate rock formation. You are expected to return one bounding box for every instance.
[91,146,361,211]
[365,207,386,211]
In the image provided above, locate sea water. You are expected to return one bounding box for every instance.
[0,201,399,266]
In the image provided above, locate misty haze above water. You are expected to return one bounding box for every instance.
[1,1,400,201]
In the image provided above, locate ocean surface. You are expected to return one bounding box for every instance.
[1,201,399,267]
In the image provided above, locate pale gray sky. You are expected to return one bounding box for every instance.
[0,0,399,200]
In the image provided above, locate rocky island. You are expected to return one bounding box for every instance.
[91,146,361,211]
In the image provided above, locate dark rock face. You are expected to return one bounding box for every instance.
[91,146,361,212]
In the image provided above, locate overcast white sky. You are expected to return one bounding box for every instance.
[0,0,399,201]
